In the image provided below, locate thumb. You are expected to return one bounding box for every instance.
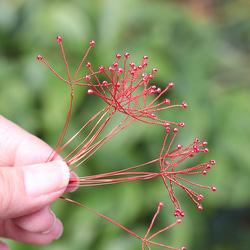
[0,160,69,219]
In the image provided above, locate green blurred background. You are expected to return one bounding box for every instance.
[0,0,249,249]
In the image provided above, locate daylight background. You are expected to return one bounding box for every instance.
[0,0,249,249]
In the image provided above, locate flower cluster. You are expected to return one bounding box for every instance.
[37,36,217,249]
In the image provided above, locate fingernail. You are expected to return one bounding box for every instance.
[0,242,10,250]
[64,171,79,193]
[24,160,69,197]
[55,219,63,240]
[42,209,56,234]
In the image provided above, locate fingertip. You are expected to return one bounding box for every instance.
[42,218,63,241]
[54,219,63,240]
[13,206,56,234]
[0,241,9,250]
[24,160,70,197]
[64,171,79,193]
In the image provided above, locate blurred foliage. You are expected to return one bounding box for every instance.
[0,0,250,249]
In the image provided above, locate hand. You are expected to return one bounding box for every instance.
[0,115,76,249]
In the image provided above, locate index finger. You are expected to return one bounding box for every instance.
[0,115,56,167]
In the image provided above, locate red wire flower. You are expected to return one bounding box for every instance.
[37,36,186,170]
[61,198,186,250]
[75,127,217,215]
[37,36,217,249]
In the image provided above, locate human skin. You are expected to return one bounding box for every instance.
[0,115,77,249]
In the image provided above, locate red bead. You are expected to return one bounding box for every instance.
[206,164,211,170]
[164,160,169,165]
[210,160,216,165]
[202,170,207,175]
[180,211,185,217]
[202,141,208,146]
[124,52,130,58]
[177,144,182,150]
[102,80,108,86]
[159,202,164,207]
[151,113,157,119]
[129,62,135,68]
[37,55,43,61]
[182,101,188,109]
[85,75,91,81]
[155,87,161,93]
[87,89,94,94]
[204,148,209,153]
[86,62,91,68]
[164,122,170,127]
[152,68,157,74]
[173,128,178,133]
[211,186,217,192]
[181,247,187,250]
[56,36,62,42]
[165,127,170,133]
[150,89,155,95]
[177,219,182,224]
[115,82,120,87]
[143,62,148,68]
[174,212,179,217]
[113,62,118,67]
[197,204,203,210]
[99,65,105,72]
[118,68,123,74]
[116,54,121,59]
[89,40,95,47]
[193,145,200,153]
[195,138,200,143]
[197,194,204,201]
[168,82,174,88]
[143,55,148,60]
[179,122,185,127]
[148,74,154,79]
[108,67,114,72]
[164,99,170,104]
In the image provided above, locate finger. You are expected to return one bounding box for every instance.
[0,241,9,250]
[64,170,80,193]
[0,161,69,219]
[12,206,56,234]
[0,115,78,193]
[0,115,57,167]
[0,218,63,245]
